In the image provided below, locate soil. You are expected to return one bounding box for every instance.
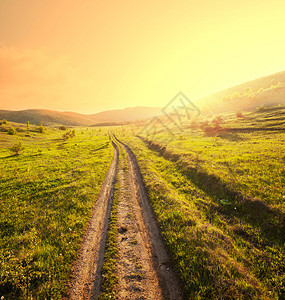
[115,136,183,300]
[67,136,183,299]
[115,142,163,299]
[67,141,119,299]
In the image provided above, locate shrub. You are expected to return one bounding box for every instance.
[59,125,67,131]
[37,125,45,133]
[243,87,253,97]
[62,132,69,139]
[212,116,223,126]
[200,120,209,129]
[10,142,24,155]
[257,105,267,112]
[203,126,217,136]
[188,120,199,129]
[2,119,7,124]
[62,130,75,139]
[8,127,16,135]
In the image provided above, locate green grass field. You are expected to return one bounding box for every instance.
[116,107,285,299]
[1,106,284,299]
[0,123,113,299]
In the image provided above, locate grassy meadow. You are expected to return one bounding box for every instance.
[116,107,285,299]
[0,122,113,299]
[0,105,284,299]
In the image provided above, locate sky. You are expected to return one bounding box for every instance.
[0,0,285,114]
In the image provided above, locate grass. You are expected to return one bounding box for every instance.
[0,123,113,299]
[115,107,285,299]
[99,179,119,300]
[99,139,119,299]
[99,139,129,299]
[1,107,284,299]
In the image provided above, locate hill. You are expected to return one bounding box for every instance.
[89,106,162,123]
[0,109,94,126]
[1,70,285,124]
[0,107,162,126]
[196,70,285,114]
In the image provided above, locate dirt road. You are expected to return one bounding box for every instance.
[67,135,183,299]
[67,140,119,299]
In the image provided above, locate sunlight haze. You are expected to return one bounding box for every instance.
[0,0,284,113]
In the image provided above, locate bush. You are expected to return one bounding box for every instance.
[59,125,67,131]
[37,125,45,133]
[2,119,7,124]
[10,142,24,155]
[202,126,216,136]
[200,117,225,136]
[62,130,75,139]
[212,116,223,126]
[8,127,16,135]
[200,120,209,129]
[188,120,199,129]
[257,105,267,112]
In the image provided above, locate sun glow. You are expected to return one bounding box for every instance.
[0,0,285,113]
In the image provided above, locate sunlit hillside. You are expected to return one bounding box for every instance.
[1,71,285,126]
[197,70,285,114]
[0,107,162,126]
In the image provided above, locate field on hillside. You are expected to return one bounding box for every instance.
[0,106,284,299]
[0,122,113,299]
[116,107,285,299]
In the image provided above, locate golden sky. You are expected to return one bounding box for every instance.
[0,0,285,113]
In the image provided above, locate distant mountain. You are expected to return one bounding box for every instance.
[196,70,285,114]
[0,107,162,126]
[2,70,284,125]
[89,107,162,123]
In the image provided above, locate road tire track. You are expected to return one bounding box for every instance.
[67,135,183,299]
[67,141,119,300]
[113,135,184,300]
[115,141,163,299]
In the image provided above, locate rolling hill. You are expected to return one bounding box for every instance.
[196,70,285,114]
[0,107,162,126]
[89,107,162,123]
[1,70,285,125]
[0,109,94,126]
